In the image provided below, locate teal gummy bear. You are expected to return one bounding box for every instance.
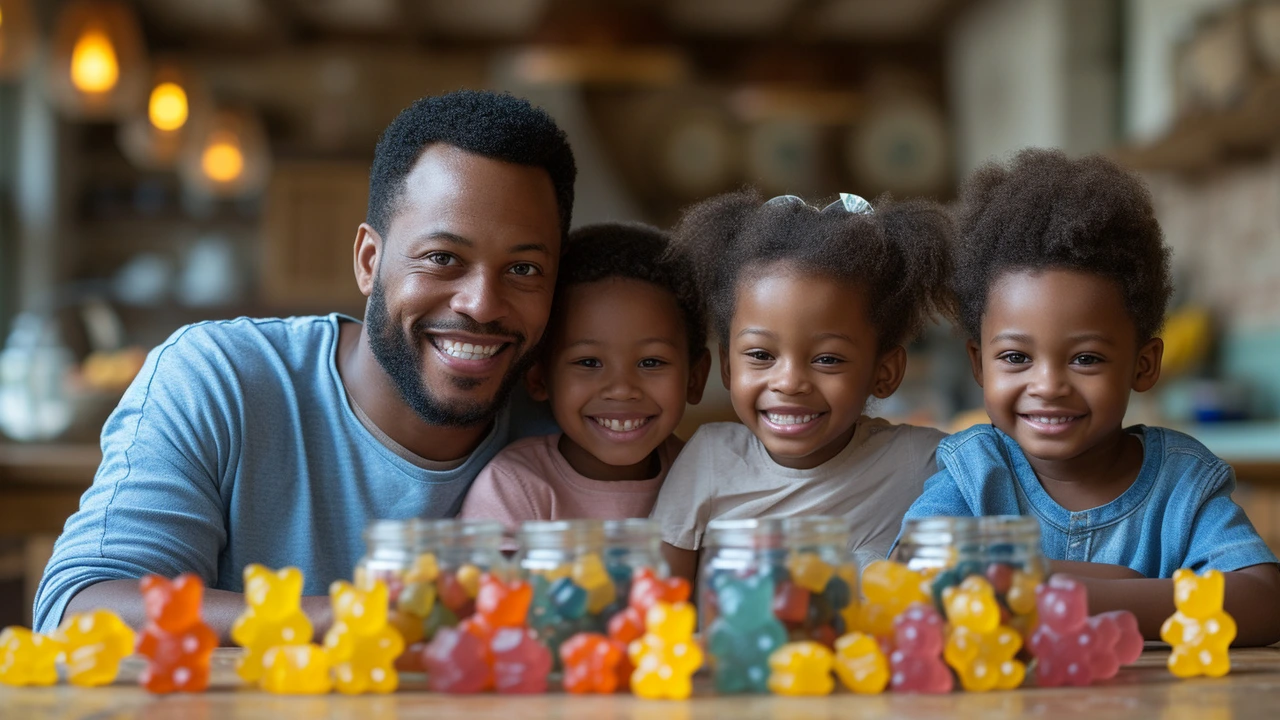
[715,574,776,633]
[822,575,851,611]
[550,577,588,620]
[528,575,560,630]
[708,616,787,693]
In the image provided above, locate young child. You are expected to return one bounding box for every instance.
[650,191,954,582]
[459,222,711,530]
[899,149,1280,644]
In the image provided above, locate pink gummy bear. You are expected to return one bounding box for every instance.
[1029,576,1143,686]
[421,627,493,693]
[888,602,953,694]
[491,627,551,694]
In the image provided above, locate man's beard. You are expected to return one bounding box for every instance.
[365,277,536,428]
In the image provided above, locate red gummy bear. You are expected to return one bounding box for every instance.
[607,606,645,645]
[773,581,810,625]
[491,627,551,694]
[135,574,218,694]
[437,573,474,617]
[1029,576,1142,687]
[1091,610,1143,669]
[628,569,690,614]
[560,632,622,694]
[476,575,533,629]
[422,627,493,693]
[888,602,953,694]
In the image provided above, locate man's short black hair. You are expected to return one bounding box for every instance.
[367,90,577,239]
[553,222,708,360]
[953,148,1173,342]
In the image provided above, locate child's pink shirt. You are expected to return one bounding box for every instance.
[457,433,682,532]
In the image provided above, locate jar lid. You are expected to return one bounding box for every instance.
[518,519,606,550]
[897,515,1042,548]
[604,518,662,545]
[705,516,850,549]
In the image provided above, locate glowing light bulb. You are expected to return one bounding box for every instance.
[70,29,118,93]
[148,82,188,131]
[201,132,244,183]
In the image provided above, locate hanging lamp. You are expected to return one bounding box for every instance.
[179,106,271,199]
[47,0,147,119]
[119,61,209,170]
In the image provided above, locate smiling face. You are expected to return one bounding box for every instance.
[532,278,709,480]
[969,269,1163,468]
[723,265,905,470]
[361,144,562,428]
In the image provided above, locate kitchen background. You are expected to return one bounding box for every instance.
[0,0,1277,627]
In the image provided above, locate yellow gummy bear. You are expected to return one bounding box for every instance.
[262,644,333,694]
[942,576,1001,633]
[231,564,314,684]
[573,553,618,614]
[323,580,405,695]
[1160,569,1236,678]
[944,625,1025,692]
[767,641,835,696]
[786,552,835,594]
[858,560,929,638]
[1005,569,1040,616]
[406,553,439,584]
[833,632,888,694]
[628,601,702,699]
[456,564,482,598]
[0,627,62,687]
[52,609,136,687]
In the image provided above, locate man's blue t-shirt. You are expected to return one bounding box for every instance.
[898,424,1277,578]
[33,314,551,633]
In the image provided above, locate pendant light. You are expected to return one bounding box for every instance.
[179,106,271,199]
[119,62,209,170]
[0,0,37,79]
[48,0,147,119]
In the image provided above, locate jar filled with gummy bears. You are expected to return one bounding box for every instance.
[515,520,618,660]
[603,518,669,595]
[698,517,858,694]
[891,515,1048,638]
[354,519,447,645]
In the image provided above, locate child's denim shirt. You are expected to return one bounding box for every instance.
[899,424,1277,578]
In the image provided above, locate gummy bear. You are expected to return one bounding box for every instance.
[397,581,437,619]
[135,574,218,694]
[1160,568,1236,678]
[628,601,702,699]
[889,602,953,694]
[422,626,494,693]
[786,553,835,594]
[261,644,333,694]
[437,572,474,617]
[833,632,888,694]
[549,577,589,620]
[52,609,136,687]
[407,552,440,584]
[707,573,787,694]
[1005,568,1040,615]
[858,560,929,638]
[766,641,834,696]
[941,575,1001,633]
[1027,575,1141,687]
[476,574,534,629]
[457,564,483,598]
[772,581,810,624]
[944,625,1025,691]
[561,632,623,694]
[0,627,61,687]
[573,554,617,614]
[628,568,691,614]
[231,564,314,684]
[323,580,405,694]
[491,626,552,694]
[607,606,646,645]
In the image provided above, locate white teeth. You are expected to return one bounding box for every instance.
[1029,416,1074,425]
[593,417,650,433]
[766,412,819,426]
[438,338,501,360]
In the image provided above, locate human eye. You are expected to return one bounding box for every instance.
[744,349,774,362]
[572,358,602,369]
[1072,353,1104,366]
[638,358,668,369]
[997,351,1030,365]
[508,262,543,277]
[425,252,458,267]
[813,355,844,366]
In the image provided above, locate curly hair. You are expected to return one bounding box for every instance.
[367,90,577,239]
[667,191,953,352]
[552,222,707,360]
[953,148,1173,342]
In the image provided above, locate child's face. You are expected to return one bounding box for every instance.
[968,269,1162,466]
[722,267,905,470]
[531,278,708,479]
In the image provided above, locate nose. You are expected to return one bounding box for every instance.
[1027,362,1070,399]
[448,268,509,326]
[768,358,812,396]
[601,365,643,401]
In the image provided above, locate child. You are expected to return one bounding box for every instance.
[459,222,711,530]
[650,191,954,582]
[899,149,1280,644]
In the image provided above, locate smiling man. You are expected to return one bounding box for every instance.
[33,91,576,638]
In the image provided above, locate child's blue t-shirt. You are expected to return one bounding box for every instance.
[898,424,1277,578]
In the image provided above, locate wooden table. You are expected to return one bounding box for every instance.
[4,646,1280,719]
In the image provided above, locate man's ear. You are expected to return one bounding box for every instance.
[718,344,731,390]
[354,223,382,297]
[871,345,907,399]
[966,339,985,388]
[1133,337,1164,393]
[686,349,713,405]
[525,361,550,402]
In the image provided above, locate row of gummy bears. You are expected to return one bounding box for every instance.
[0,562,1236,695]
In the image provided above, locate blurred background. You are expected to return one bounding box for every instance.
[0,0,1277,626]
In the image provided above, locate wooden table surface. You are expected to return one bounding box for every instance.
[4,646,1280,719]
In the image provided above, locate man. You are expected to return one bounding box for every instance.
[33,90,576,638]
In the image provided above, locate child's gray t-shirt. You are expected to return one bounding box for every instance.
[650,417,945,564]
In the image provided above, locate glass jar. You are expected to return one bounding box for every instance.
[890,515,1048,635]
[432,519,508,629]
[515,519,615,661]
[603,518,670,606]
[354,519,446,651]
